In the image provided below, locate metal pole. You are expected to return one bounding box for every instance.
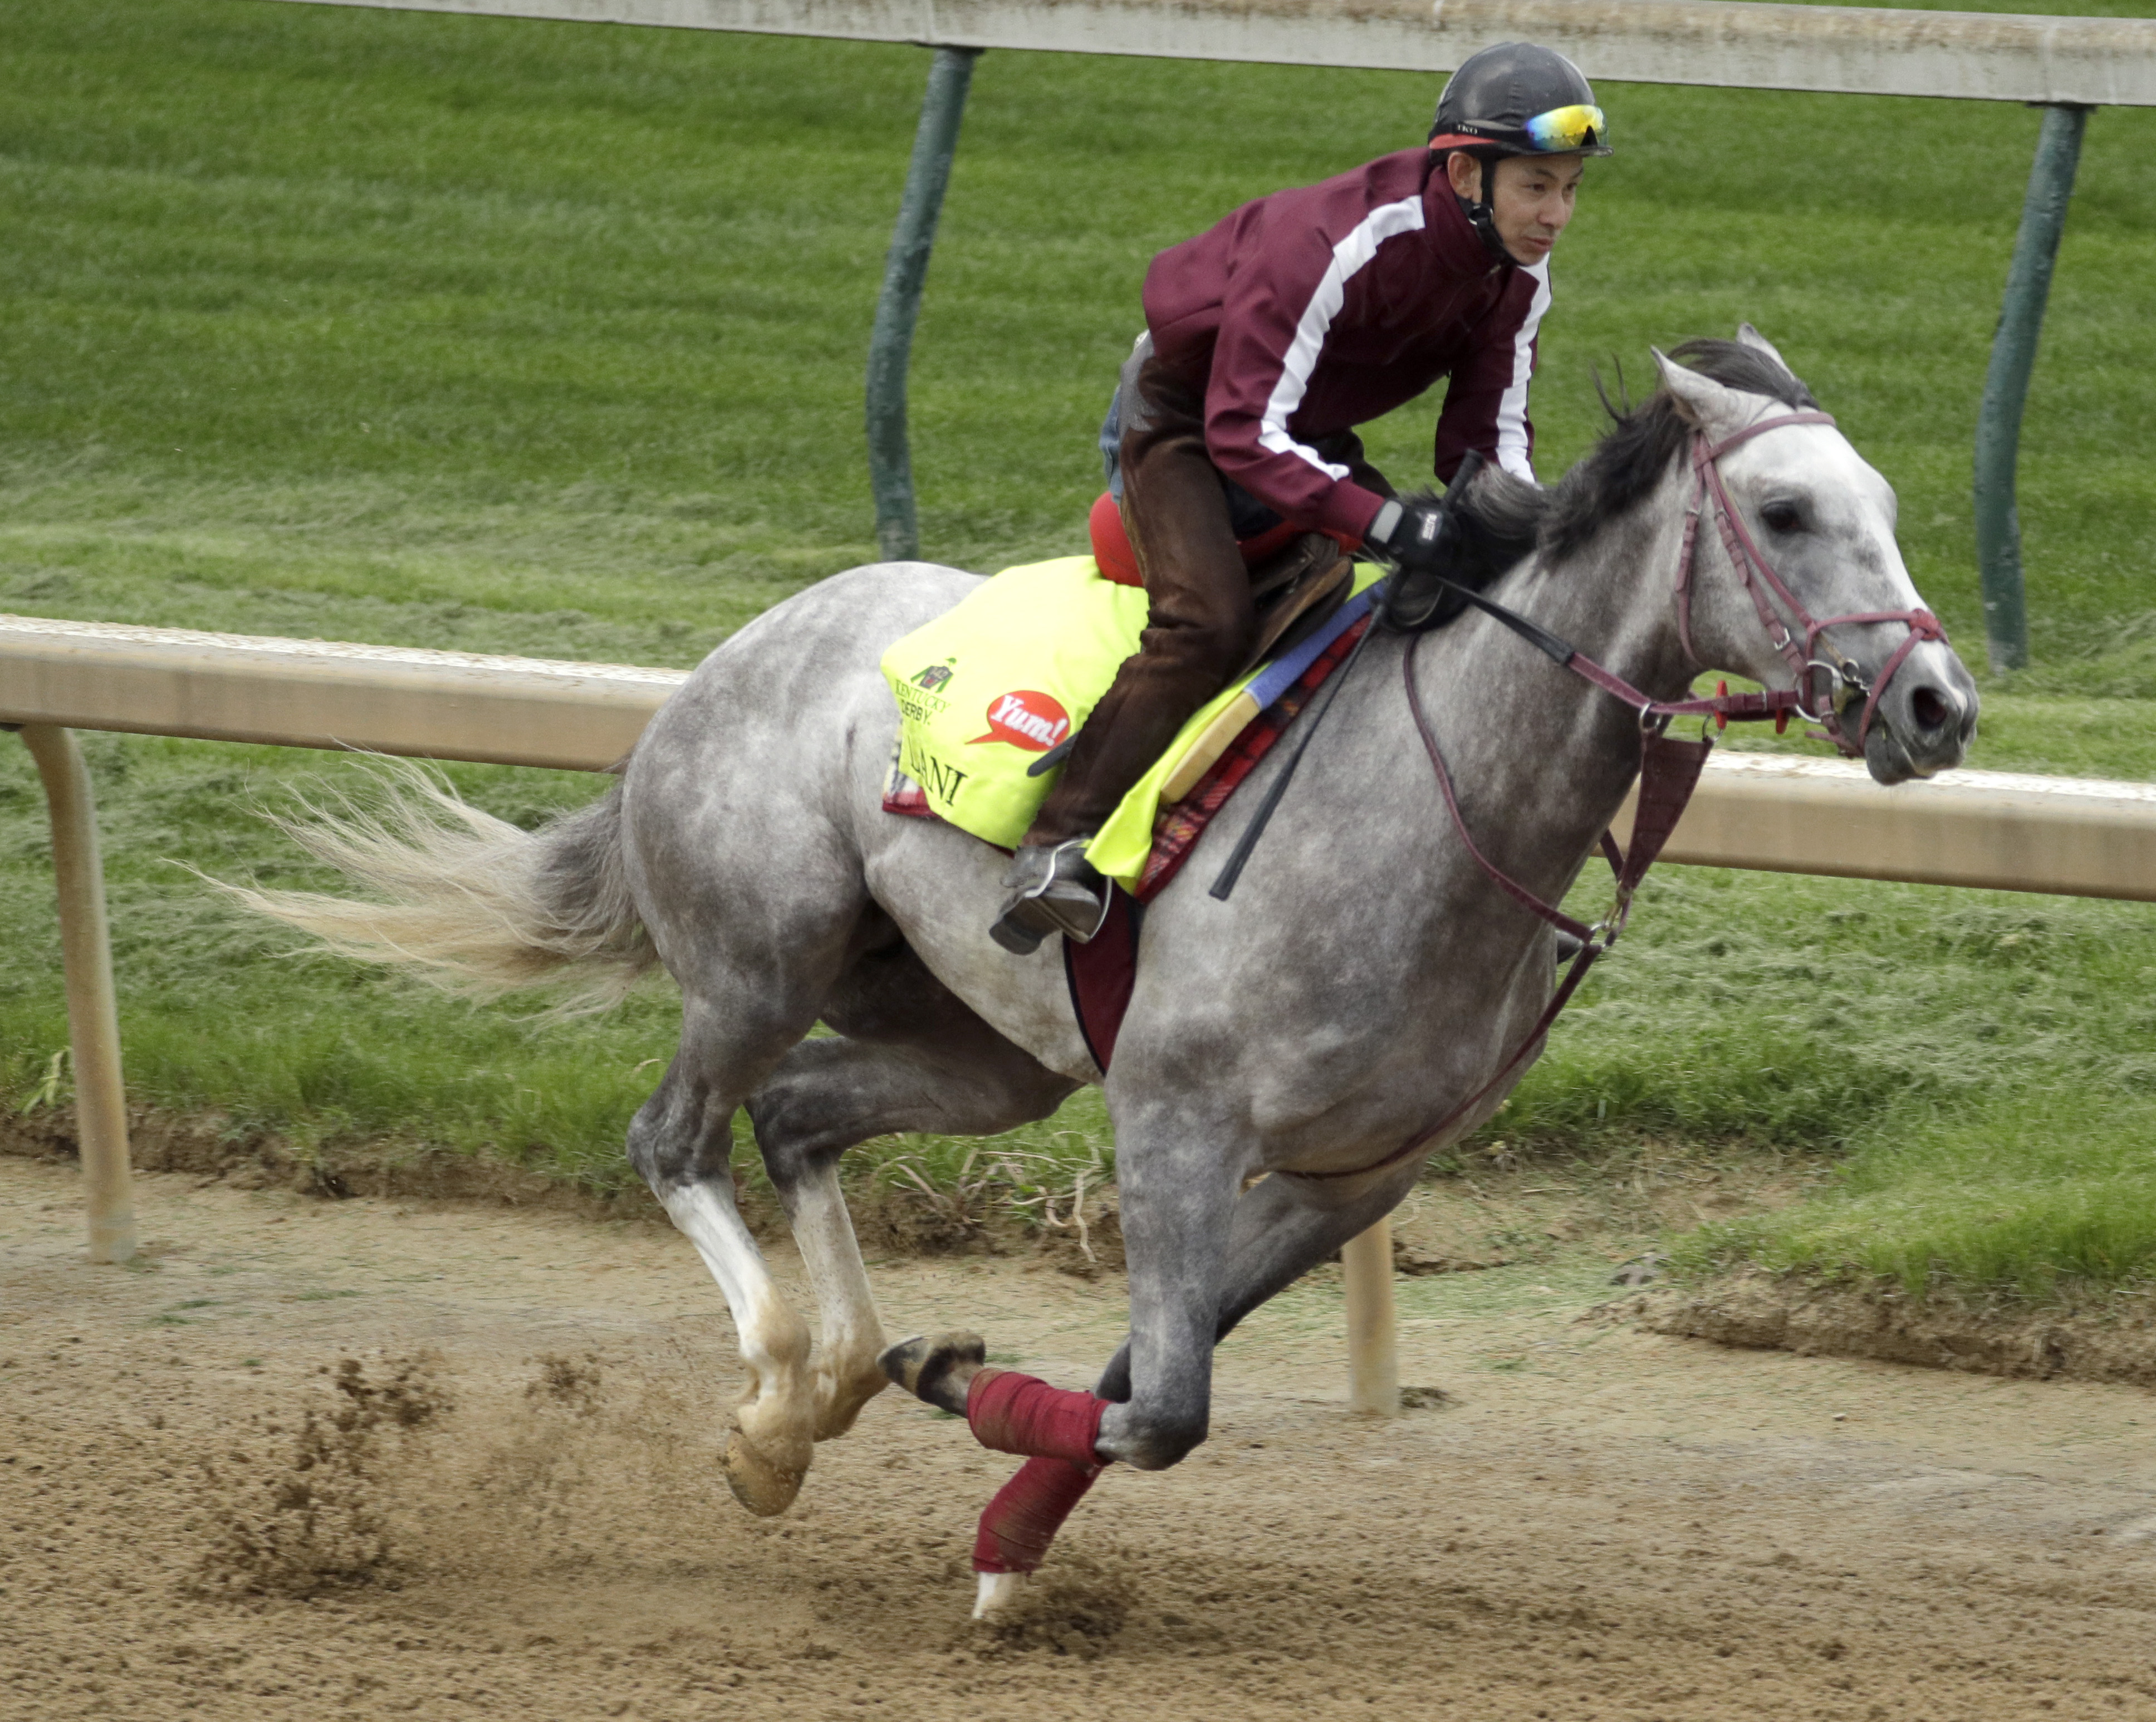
[865,45,981,563]
[18,725,136,1264]
[1973,101,2090,674]
[1342,1216,1399,1416]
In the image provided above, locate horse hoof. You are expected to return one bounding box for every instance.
[973,1571,1027,1620]
[878,1330,987,1415]
[721,1425,806,1517]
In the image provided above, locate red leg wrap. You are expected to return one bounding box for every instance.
[964,1369,1108,1465]
[973,1455,1104,1574]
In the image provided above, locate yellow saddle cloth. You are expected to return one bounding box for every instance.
[880,555,1381,891]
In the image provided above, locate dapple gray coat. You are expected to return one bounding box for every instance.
[236,331,1976,1612]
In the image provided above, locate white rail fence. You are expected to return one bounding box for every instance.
[8,612,2156,1408]
[283,0,2156,104]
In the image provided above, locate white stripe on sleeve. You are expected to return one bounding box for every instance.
[1257,195,1427,482]
[1493,260,1551,482]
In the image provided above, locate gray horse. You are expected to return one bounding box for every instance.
[236,330,1976,1613]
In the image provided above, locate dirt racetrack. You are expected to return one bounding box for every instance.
[8,1154,2156,1721]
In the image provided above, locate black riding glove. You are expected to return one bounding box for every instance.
[1368,496,1447,569]
[1368,495,1463,631]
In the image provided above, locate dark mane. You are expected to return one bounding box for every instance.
[1540,338,1818,561]
[1433,336,1820,580]
[1435,461,1546,584]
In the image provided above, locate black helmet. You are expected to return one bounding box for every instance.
[1429,42,1612,157]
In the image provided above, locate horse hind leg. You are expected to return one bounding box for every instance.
[747,935,1079,1444]
[629,991,835,1518]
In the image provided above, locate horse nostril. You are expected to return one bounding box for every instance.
[1910,686,1952,732]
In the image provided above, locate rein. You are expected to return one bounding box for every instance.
[1290,409,1946,1183]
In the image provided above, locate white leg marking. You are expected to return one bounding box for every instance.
[973,1571,1028,1619]
[662,1181,814,1484]
[785,1165,890,1440]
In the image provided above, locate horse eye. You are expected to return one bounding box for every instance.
[1760,501,1804,535]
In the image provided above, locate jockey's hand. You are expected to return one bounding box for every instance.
[1368,495,1463,631]
[1366,496,1450,575]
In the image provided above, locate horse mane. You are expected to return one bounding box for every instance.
[1434,336,1820,578]
[1540,339,1819,561]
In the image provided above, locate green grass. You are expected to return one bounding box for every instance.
[2,0,2152,665]
[1,0,2154,1300]
[1682,1086,2156,1302]
[1674,1089,2156,1301]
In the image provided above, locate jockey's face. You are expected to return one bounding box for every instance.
[1445,150,1585,266]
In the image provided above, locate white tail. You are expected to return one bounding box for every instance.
[216,765,654,1015]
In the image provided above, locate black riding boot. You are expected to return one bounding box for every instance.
[990,840,1109,955]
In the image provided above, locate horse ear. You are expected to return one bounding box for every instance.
[1734,322,1793,375]
[1652,348,1748,436]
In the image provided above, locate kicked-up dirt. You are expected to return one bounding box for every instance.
[7,1153,2156,1721]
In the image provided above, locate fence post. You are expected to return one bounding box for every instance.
[866,45,981,563]
[17,725,136,1265]
[1342,1216,1399,1416]
[1973,101,2090,674]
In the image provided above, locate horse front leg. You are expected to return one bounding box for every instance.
[1092,1121,1243,1470]
[1090,1159,1424,1404]
[963,1160,1422,1615]
[881,1111,1243,1615]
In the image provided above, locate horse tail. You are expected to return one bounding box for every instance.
[219,763,655,1015]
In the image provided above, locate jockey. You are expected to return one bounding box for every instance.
[992,41,1613,954]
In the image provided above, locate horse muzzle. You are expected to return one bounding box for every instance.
[1857,638,1979,784]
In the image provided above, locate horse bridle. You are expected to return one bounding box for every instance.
[1677,409,1944,756]
[1290,410,1951,1183]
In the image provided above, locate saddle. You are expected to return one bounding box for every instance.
[1242,532,1353,677]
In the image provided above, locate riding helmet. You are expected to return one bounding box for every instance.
[1429,42,1613,156]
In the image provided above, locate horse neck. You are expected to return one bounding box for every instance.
[1394,465,1697,907]
[1501,464,1701,710]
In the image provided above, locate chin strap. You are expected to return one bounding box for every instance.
[1459,193,1513,265]
[1452,150,1517,266]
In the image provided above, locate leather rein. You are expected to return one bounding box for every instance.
[1291,409,1946,1183]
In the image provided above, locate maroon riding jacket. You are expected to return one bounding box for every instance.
[1141,147,1550,543]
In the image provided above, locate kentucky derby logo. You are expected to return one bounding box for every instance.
[894,659,955,724]
[971,689,1070,752]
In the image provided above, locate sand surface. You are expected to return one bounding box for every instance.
[7,1154,2156,1720]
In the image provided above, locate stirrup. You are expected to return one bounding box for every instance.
[991,839,1110,955]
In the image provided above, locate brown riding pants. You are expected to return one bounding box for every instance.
[1025,359,1256,848]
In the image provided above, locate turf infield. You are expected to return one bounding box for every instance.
[1,0,2153,1304]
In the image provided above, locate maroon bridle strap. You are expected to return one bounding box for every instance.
[1680,410,1943,754]
[1404,647,1594,947]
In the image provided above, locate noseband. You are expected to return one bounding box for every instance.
[1677,410,1944,756]
[1289,410,1951,1184]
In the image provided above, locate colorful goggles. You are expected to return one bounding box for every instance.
[1521,103,1608,153]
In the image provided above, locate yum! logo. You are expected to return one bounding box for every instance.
[971,689,1070,752]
